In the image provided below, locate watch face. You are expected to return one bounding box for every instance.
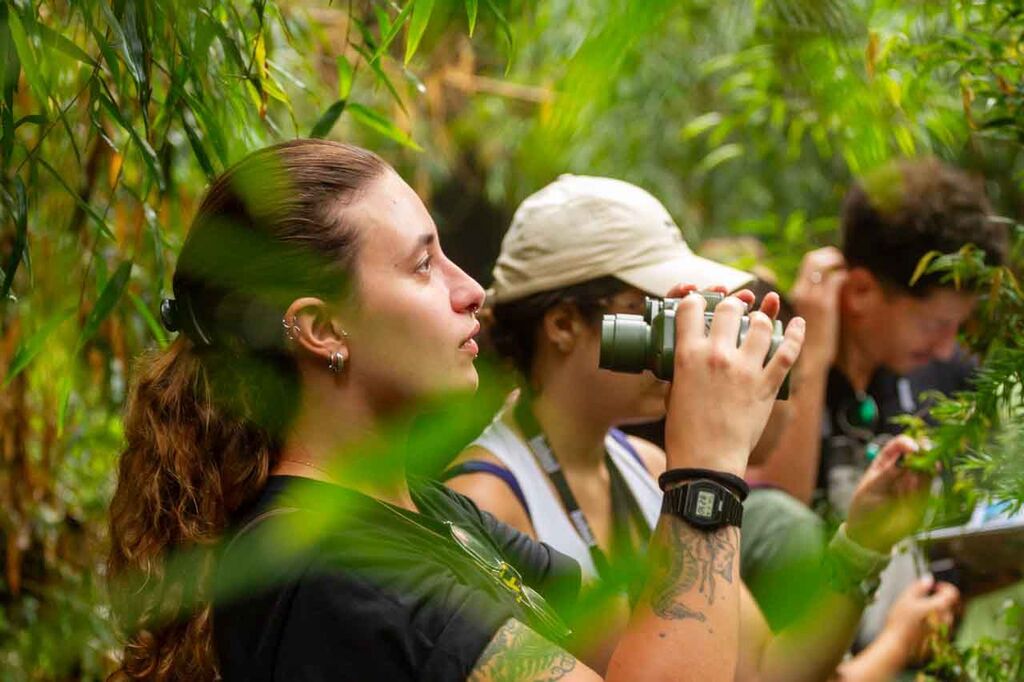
[694,489,716,519]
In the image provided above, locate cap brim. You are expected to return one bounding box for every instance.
[615,252,754,297]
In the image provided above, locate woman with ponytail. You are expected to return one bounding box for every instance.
[108,139,804,681]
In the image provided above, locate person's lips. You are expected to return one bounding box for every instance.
[459,321,481,355]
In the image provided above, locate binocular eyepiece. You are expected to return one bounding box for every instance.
[599,291,790,399]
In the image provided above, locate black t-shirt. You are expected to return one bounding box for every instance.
[213,476,580,681]
[817,351,976,513]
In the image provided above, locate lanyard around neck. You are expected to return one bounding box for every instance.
[513,397,645,581]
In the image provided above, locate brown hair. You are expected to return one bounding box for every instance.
[841,157,1007,296]
[107,140,388,680]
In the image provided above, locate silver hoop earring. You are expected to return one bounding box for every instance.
[328,351,345,374]
[282,316,301,341]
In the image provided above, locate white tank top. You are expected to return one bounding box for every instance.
[469,416,662,579]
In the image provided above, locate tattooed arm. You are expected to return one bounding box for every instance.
[469,619,599,682]
[605,515,742,681]
[469,515,741,682]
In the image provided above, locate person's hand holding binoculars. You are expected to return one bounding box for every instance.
[662,284,805,478]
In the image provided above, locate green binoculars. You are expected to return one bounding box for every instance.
[599,291,790,399]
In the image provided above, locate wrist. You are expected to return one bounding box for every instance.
[867,628,913,672]
[664,445,748,478]
[845,519,894,554]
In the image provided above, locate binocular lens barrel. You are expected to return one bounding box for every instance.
[599,314,650,373]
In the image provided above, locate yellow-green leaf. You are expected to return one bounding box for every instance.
[348,103,422,151]
[910,250,942,286]
[465,0,478,36]
[405,0,435,65]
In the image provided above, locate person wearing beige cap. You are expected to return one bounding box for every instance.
[443,174,933,680]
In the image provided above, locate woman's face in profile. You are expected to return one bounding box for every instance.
[341,170,485,405]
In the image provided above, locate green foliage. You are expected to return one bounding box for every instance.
[0,0,1022,678]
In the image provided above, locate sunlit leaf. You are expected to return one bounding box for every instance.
[465,0,479,36]
[372,1,416,64]
[5,307,74,386]
[348,103,422,150]
[337,55,354,100]
[6,9,49,109]
[75,260,133,354]
[35,22,98,68]
[910,250,942,286]
[680,112,723,140]
[694,143,744,174]
[405,0,435,65]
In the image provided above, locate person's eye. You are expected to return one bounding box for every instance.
[415,255,433,275]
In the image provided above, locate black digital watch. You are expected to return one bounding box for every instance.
[661,479,744,530]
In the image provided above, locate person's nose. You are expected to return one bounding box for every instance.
[931,326,960,361]
[449,261,485,315]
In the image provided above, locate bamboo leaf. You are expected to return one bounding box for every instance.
[348,103,422,150]
[100,2,144,87]
[337,55,353,100]
[5,307,74,386]
[482,0,515,67]
[1,176,27,301]
[180,111,216,179]
[75,260,133,354]
[309,99,347,139]
[680,112,723,140]
[37,158,115,240]
[353,43,408,113]
[85,17,121,82]
[910,250,942,286]
[14,113,46,128]
[465,0,479,36]
[405,0,435,65]
[35,22,98,68]
[372,2,416,64]
[6,9,49,108]
[127,291,167,348]
[694,143,744,174]
[96,89,164,191]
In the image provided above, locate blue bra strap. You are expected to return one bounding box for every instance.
[441,460,532,520]
[607,428,649,473]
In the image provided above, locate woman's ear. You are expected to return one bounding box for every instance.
[283,297,350,365]
[541,303,585,354]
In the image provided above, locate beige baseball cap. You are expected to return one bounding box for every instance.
[488,174,753,304]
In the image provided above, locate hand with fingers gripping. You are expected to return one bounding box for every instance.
[662,284,806,477]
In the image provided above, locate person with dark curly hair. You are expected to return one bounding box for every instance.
[746,157,1008,515]
[743,157,1007,652]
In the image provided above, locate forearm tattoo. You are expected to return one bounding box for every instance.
[470,618,578,682]
[647,516,738,623]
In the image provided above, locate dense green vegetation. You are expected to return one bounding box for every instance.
[0,0,1021,678]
